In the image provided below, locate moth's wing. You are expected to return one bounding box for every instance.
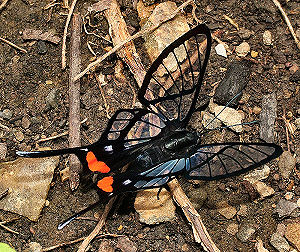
[85,108,167,172]
[185,143,283,180]
[138,24,212,128]
[97,108,166,149]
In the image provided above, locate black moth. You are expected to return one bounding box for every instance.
[17,24,282,228]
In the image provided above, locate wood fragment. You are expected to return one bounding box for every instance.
[61,0,78,69]
[0,36,27,53]
[22,28,61,44]
[68,13,82,191]
[101,0,146,87]
[168,179,220,252]
[223,14,239,30]
[78,197,117,252]
[0,0,10,11]
[271,0,300,50]
[73,0,193,82]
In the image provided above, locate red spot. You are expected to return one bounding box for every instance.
[86,151,110,173]
[97,176,114,192]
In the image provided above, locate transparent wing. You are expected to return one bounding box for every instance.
[97,108,166,150]
[138,24,212,128]
[185,142,283,180]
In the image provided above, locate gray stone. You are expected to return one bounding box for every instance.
[274,199,298,218]
[238,28,253,40]
[259,93,277,142]
[0,109,13,120]
[270,233,290,252]
[116,237,137,252]
[236,224,256,242]
[278,151,296,179]
[244,165,270,184]
[45,88,59,109]
[214,61,250,106]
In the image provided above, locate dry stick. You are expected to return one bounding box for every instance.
[43,233,122,251]
[103,0,146,87]
[77,197,117,252]
[61,0,78,69]
[68,13,82,191]
[0,36,27,53]
[168,180,220,252]
[0,222,19,234]
[271,0,300,50]
[0,0,10,11]
[0,188,8,200]
[73,0,193,82]
[37,119,87,143]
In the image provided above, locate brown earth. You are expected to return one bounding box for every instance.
[0,0,299,251]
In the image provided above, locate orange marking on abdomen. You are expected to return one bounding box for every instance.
[86,151,110,173]
[97,176,114,192]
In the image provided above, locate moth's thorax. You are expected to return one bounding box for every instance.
[133,130,199,171]
[164,130,199,152]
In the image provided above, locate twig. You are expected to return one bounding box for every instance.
[223,14,239,30]
[43,233,123,251]
[95,74,110,118]
[168,180,220,252]
[271,0,300,50]
[102,0,146,87]
[0,219,20,235]
[0,36,27,53]
[37,119,87,143]
[38,131,68,143]
[0,223,19,234]
[281,109,291,153]
[68,13,82,191]
[0,0,10,11]
[77,197,117,252]
[0,189,8,200]
[61,0,78,69]
[73,0,193,82]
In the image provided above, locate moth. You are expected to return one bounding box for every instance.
[17,24,282,228]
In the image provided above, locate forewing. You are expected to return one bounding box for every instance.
[185,143,283,180]
[139,24,212,128]
[97,109,166,150]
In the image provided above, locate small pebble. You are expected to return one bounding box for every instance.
[215,43,227,58]
[284,192,294,200]
[15,131,24,142]
[253,106,262,115]
[226,223,239,235]
[236,42,250,57]
[238,28,253,40]
[21,116,31,129]
[251,50,258,58]
[0,109,13,120]
[263,30,272,45]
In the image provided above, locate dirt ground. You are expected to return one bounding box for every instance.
[0,0,299,251]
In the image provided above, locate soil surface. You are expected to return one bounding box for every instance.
[0,0,299,251]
